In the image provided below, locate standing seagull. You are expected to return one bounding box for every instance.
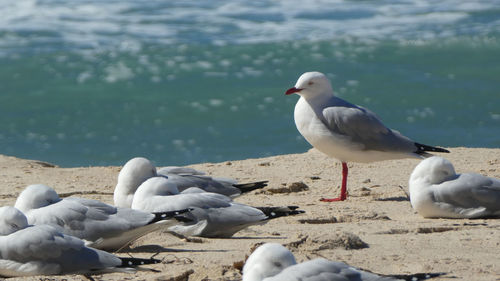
[286,72,449,202]
[409,156,500,218]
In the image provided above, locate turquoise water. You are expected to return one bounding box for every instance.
[0,1,499,167]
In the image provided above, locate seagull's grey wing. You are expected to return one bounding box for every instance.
[70,198,172,251]
[433,173,500,217]
[180,175,240,196]
[158,166,206,176]
[167,201,267,238]
[26,199,94,236]
[321,100,415,153]
[159,173,241,197]
[181,187,209,194]
[85,207,166,251]
[196,202,267,237]
[138,192,265,237]
[159,174,216,189]
[69,197,156,226]
[135,192,233,213]
[0,225,121,275]
[28,198,154,242]
[66,198,159,242]
[66,197,117,214]
[265,259,397,281]
[75,197,156,224]
[211,177,238,185]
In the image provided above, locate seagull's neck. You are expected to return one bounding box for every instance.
[242,270,265,281]
[409,178,434,205]
[130,187,154,210]
[114,183,135,208]
[298,91,336,125]
[302,91,335,110]
[13,200,30,213]
[14,198,57,213]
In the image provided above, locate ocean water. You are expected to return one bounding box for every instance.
[0,0,499,167]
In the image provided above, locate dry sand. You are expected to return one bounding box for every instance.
[0,147,499,281]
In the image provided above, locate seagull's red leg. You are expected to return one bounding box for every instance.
[320,162,348,202]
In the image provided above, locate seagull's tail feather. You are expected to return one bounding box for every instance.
[118,257,162,268]
[256,206,305,220]
[233,181,269,194]
[385,272,447,280]
[149,208,193,224]
[414,143,449,157]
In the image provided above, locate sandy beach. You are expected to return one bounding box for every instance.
[0,147,498,281]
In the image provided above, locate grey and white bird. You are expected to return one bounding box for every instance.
[129,177,304,238]
[15,184,191,251]
[409,156,500,218]
[114,157,158,208]
[114,157,267,209]
[243,243,444,281]
[157,166,268,198]
[0,206,160,277]
[286,71,449,202]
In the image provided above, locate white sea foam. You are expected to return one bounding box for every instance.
[104,62,134,83]
[209,99,223,107]
[0,0,498,56]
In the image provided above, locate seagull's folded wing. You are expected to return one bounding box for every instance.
[322,103,414,152]
[434,173,500,211]
[29,198,153,242]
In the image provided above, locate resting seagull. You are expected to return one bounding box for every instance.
[243,243,444,281]
[286,71,449,202]
[157,166,268,198]
[114,157,267,208]
[129,177,304,238]
[15,184,191,251]
[409,156,500,218]
[0,206,160,277]
[114,157,158,208]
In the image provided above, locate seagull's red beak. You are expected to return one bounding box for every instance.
[285,87,302,95]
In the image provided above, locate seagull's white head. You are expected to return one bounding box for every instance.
[131,177,180,210]
[138,177,179,196]
[285,72,334,99]
[242,243,297,281]
[410,156,457,185]
[114,157,157,207]
[14,184,61,213]
[0,206,29,236]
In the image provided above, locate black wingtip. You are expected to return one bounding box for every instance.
[233,181,269,194]
[386,272,447,280]
[150,208,194,224]
[119,257,162,267]
[256,206,305,220]
[173,214,194,223]
[415,143,450,155]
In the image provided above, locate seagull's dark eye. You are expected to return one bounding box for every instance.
[308,81,314,85]
[441,170,450,177]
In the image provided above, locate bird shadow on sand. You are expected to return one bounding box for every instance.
[122,244,229,254]
[374,196,409,202]
[222,236,287,240]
